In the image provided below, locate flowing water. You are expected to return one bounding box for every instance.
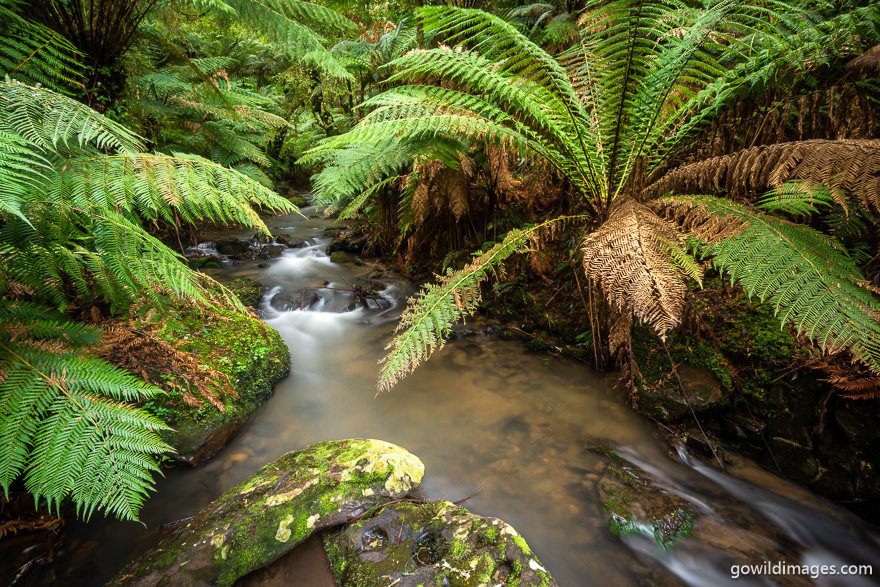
[23,209,880,585]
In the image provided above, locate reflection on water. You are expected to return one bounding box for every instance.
[38,210,880,586]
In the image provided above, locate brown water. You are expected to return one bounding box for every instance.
[25,210,880,586]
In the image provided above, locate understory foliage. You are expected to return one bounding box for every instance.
[307,2,880,392]
[0,302,171,521]
[0,77,293,520]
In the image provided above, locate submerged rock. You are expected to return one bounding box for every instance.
[110,440,425,587]
[599,462,697,550]
[325,500,556,586]
[594,445,806,583]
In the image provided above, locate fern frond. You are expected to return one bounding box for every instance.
[582,198,698,338]
[0,0,84,88]
[0,80,144,154]
[379,218,578,392]
[659,194,880,370]
[0,301,171,521]
[643,140,880,214]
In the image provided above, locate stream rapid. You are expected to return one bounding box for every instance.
[39,209,880,585]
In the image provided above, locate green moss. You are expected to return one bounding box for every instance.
[145,307,290,457]
[228,277,265,307]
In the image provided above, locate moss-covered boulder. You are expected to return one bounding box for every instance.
[228,278,265,307]
[288,195,308,207]
[148,308,290,464]
[110,439,424,587]
[599,461,697,550]
[326,500,556,586]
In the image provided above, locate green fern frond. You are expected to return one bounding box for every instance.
[0,80,144,154]
[0,0,83,88]
[0,301,171,521]
[379,218,577,392]
[661,194,880,370]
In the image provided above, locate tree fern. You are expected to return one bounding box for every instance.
[309,3,880,390]
[0,301,171,521]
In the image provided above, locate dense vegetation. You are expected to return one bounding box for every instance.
[1,0,879,527]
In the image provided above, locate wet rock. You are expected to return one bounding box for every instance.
[599,462,697,550]
[636,364,727,422]
[288,195,308,208]
[325,500,556,586]
[595,446,807,581]
[322,227,344,238]
[214,237,250,256]
[329,251,346,264]
[270,289,321,312]
[325,229,368,254]
[228,278,265,307]
[259,244,286,259]
[188,255,222,270]
[273,234,308,248]
[766,437,819,484]
[110,439,424,587]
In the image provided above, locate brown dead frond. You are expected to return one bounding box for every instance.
[655,197,749,243]
[0,514,63,540]
[806,354,880,399]
[643,139,880,213]
[582,198,692,338]
[99,323,234,412]
[846,44,880,73]
[409,159,470,227]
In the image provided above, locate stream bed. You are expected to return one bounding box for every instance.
[32,209,880,585]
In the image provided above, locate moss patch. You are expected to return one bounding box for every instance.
[228,278,265,307]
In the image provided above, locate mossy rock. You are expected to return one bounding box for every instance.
[325,500,556,586]
[228,277,265,307]
[599,462,696,550]
[288,195,308,207]
[109,439,424,587]
[148,308,290,463]
[329,251,346,263]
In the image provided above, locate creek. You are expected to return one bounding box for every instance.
[37,209,880,585]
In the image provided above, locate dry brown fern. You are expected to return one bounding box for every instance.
[582,198,700,338]
[642,139,880,214]
[410,159,471,227]
[99,322,234,412]
[806,355,880,399]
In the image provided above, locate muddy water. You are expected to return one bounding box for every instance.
[41,209,880,585]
